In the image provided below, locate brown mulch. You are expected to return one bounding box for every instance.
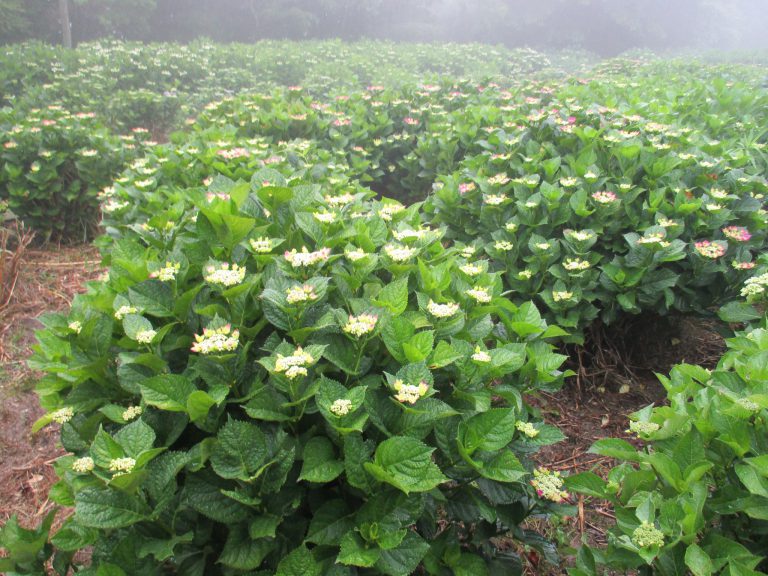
[0,243,103,528]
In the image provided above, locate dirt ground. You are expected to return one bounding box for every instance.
[0,244,103,528]
[0,240,726,574]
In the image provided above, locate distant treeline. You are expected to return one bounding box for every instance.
[2,0,767,55]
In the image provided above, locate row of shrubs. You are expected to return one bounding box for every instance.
[1,43,767,574]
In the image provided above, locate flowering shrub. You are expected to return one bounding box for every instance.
[0,106,145,240]
[29,167,571,574]
[567,322,768,574]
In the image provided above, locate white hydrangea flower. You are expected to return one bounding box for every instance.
[466,287,492,303]
[274,347,315,379]
[109,457,136,476]
[286,284,318,304]
[471,347,491,363]
[393,379,429,404]
[427,300,460,318]
[284,247,331,268]
[68,321,82,334]
[343,314,378,337]
[191,324,240,354]
[552,290,574,302]
[330,399,353,416]
[150,261,181,282]
[122,406,143,421]
[72,457,95,473]
[384,244,416,262]
[136,329,156,344]
[114,305,138,320]
[345,248,367,262]
[494,240,514,251]
[51,407,74,424]
[459,263,483,276]
[249,237,272,253]
[204,263,246,287]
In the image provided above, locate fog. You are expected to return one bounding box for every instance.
[2,0,768,55]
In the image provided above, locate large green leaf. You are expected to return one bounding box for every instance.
[364,437,448,494]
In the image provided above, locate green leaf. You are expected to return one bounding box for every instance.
[218,524,273,570]
[299,436,345,483]
[428,340,463,369]
[403,331,434,363]
[589,438,641,462]
[718,301,761,324]
[338,532,381,567]
[375,531,430,576]
[122,314,154,340]
[75,488,149,529]
[564,472,608,499]
[139,374,196,412]
[128,280,175,318]
[114,419,156,458]
[211,419,268,480]
[276,544,322,576]
[461,408,517,454]
[364,436,448,494]
[249,515,281,540]
[50,519,98,552]
[374,276,409,315]
[187,390,217,422]
[685,544,713,576]
[306,500,355,546]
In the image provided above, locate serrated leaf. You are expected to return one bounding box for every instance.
[364,436,448,494]
[75,488,149,529]
[299,436,344,483]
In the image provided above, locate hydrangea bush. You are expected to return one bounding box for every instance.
[29,166,571,574]
[567,320,768,574]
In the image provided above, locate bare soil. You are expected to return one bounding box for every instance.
[0,244,102,528]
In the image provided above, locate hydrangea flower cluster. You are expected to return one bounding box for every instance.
[343,313,378,337]
[72,457,95,473]
[122,406,143,421]
[114,305,138,320]
[52,407,74,424]
[627,420,660,436]
[191,324,240,354]
[741,273,768,301]
[631,522,665,548]
[136,329,157,344]
[383,243,416,262]
[516,421,539,438]
[330,399,353,416]
[552,290,574,302]
[249,237,273,252]
[427,299,460,318]
[531,468,569,503]
[471,347,491,362]
[150,261,181,281]
[591,191,618,204]
[563,258,591,271]
[109,457,136,476]
[722,226,751,242]
[466,287,492,303]
[274,347,315,379]
[393,379,430,404]
[68,321,82,334]
[204,263,246,286]
[459,263,483,276]
[286,284,318,304]
[284,247,331,267]
[694,240,727,259]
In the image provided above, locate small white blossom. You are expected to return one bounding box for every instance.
[122,406,143,421]
[471,347,491,363]
[427,300,460,318]
[249,237,272,253]
[384,244,416,262]
[284,247,331,268]
[393,379,429,404]
[466,287,492,303]
[191,324,240,354]
[150,261,180,282]
[52,407,74,424]
[205,263,246,286]
[72,457,95,473]
[330,399,353,416]
[114,305,138,320]
[286,284,318,304]
[109,457,136,476]
[68,321,82,334]
[343,314,378,337]
[136,329,157,344]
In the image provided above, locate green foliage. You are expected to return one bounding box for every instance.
[27,152,569,573]
[568,323,768,574]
